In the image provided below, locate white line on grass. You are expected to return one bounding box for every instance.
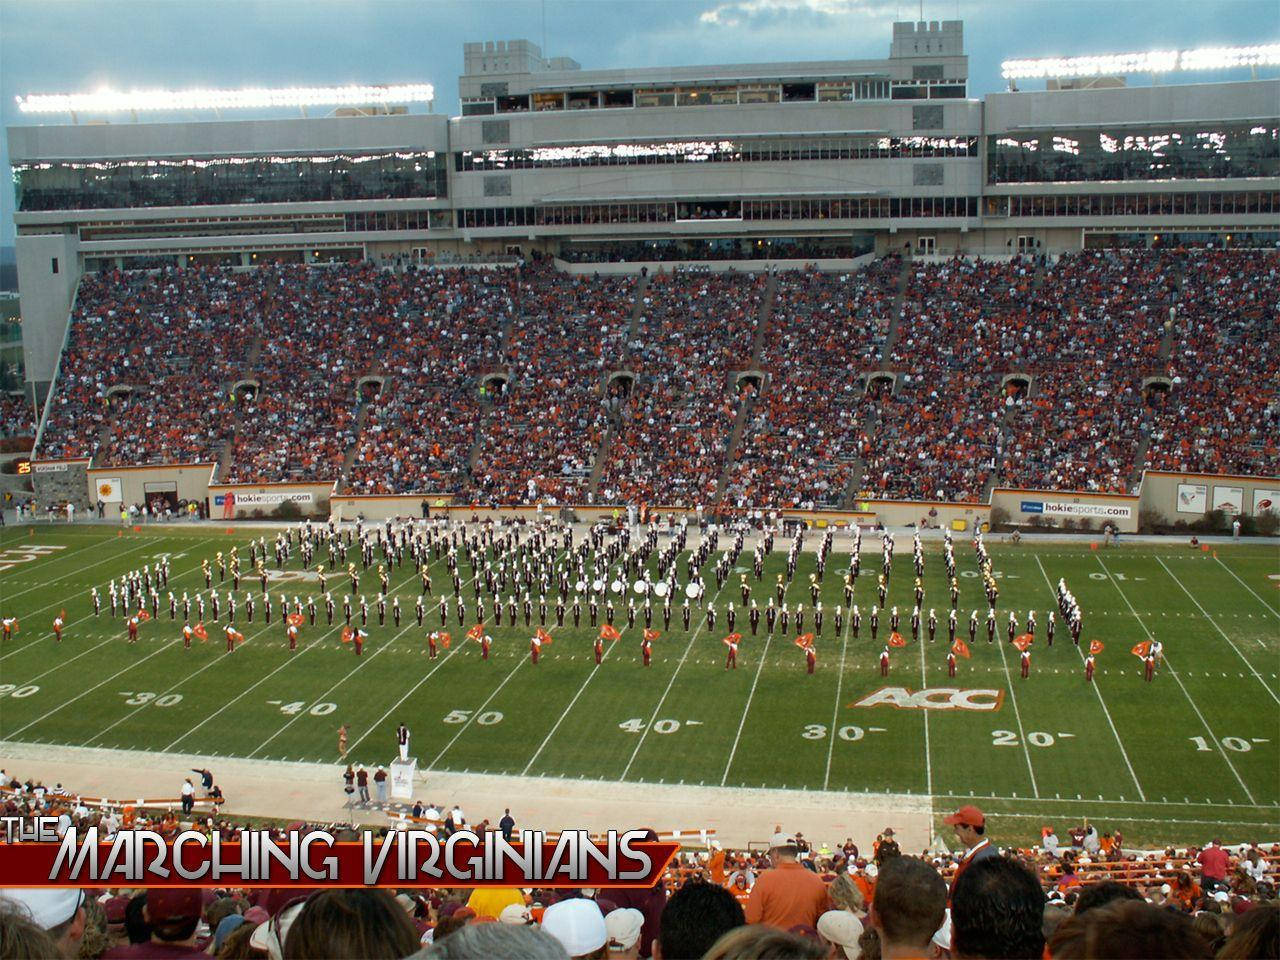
[1033,555,1145,801]
[822,590,856,791]
[520,633,621,776]
[1214,556,1280,620]
[915,604,934,798]
[346,642,468,759]
[620,577,730,782]
[720,632,773,787]
[1095,555,1256,806]
[6,640,181,739]
[428,648,526,769]
[1156,556,1278,702]
[986,575,1039,799]
[0,538,153,605]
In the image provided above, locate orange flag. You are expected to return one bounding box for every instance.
[340,625,354,644]
[1130,640,1151,658]
[466,623,485,641]
[643,628,661,643]
[536,627,553,645]
[951,638,971,659]
[1012,634,1033,653]
[794,633,815,649]
[722,633,742,647]
[193,622,208,641]
[1089,639,1105,655]
[440,631,452,649]
[137,609,152,622]
[888,631,907,648]
[287,613,305,628]
[599,623,621,642]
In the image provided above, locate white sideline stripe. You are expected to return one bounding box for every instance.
[1214,556,1280,621]
[620,574,731,781]
[7,640,180,738]
[1095,555,1257,806]
[987,567,1040,800]
[1033,555,1145,801]
[1157,557,1279,702]
[916,599,934,798]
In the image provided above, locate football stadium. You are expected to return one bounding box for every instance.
[0,2,1278,956]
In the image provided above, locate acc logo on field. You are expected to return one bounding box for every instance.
[850,686,1005,712]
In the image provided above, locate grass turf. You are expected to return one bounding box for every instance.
[1,522,1276,847]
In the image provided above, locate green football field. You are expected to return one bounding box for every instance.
[1,522,1277,846]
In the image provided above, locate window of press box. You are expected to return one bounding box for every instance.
[567,91,598,110]
[602,89,634,108]
[781,83,816,102]
[461,101,495,116]
[496,95,530,112]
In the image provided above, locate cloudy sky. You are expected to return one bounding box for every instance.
[1,0,1276,243]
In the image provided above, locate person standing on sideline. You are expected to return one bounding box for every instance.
[180,778,195,814]
[338,724,348,758]
[499,808,516,842]
[374,765,388,805]
[356,765,370,804]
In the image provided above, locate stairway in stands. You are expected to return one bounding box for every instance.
[839,257,911,508]
[216,335,265,481]
[1127,263,1185,490]
[587,275,649,501]
[712,271,777,506]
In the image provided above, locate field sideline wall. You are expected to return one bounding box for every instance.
[208,481,336,520]
[85,462,216,512]
[1139,470,1280,525]
[29,458,90,510]
[990,488,1140,533]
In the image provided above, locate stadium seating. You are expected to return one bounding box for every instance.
[32,249,1280,505]
[0,393,36,447]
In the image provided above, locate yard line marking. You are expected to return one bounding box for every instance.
[915,601,934,798]
[1033,555,1144,801]
[1214,556,1280,620]
[521,634,620,776]
[429,646,525,769]
[721,554,804,788]
[1095,555,1256,806]
[348,642,469,759]
[822,590,856,791]
[620,569,731,782]
[6,639,181,739]
[720,632,773,786]
[1156,557,1278,703]
[986,578,1039,799]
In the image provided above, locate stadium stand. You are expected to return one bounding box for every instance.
[0,392,35,446]
[31,249,1280,504]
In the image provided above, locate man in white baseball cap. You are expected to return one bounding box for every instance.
[604,907,645,959]
[0,888,86,957]
[541,897,608,959]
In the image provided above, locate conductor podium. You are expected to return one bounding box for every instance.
[390,758,416,800]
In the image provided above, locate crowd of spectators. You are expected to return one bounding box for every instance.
[348,270,516,496]
[38,268,250,464]
[470,267,634,505]
[32,248,1279,507]
[723,260,900,508]
[0,392,36,447]
[558,239,864,264]
[1145,248,1280,476]
[599,272,764,506]
[3,771,1278,960]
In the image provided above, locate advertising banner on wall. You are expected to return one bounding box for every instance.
[1212,486,1244,514]
[96,478,123,503]
[1019,499,1133,520]
[212,491,314,507]
[1176,483,1208,514]
[1252,489,1280,516]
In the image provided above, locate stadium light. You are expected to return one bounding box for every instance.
[14,83,435,114]
[1001,43,1280,79]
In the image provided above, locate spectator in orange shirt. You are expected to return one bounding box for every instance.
[744,832,829,931]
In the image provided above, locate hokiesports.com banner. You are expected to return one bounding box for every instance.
[0,823,676,888]
[1020,500,1132,520]
[213,491,314,507]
